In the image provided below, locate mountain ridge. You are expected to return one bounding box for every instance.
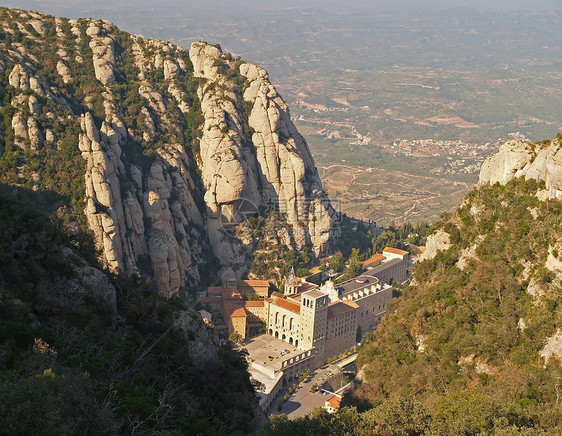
[0,7,336,297]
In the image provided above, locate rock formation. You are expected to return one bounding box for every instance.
[189,42,336,270]
[420,229,451,261]
[479,136,562,200]
[0,8,337,297]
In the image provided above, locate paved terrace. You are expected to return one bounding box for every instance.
[244,334,304,370]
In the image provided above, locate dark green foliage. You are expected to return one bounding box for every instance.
[0,188,258,434]
[248,213,316,282]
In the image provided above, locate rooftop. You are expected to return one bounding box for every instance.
[230,307,248,318]
[383,247,409,256]
[272,297,301,314]
[296,282,319,293]
[223,301,242,316]
[369,258,403,275]
[244,300,265,307]
[337,273,380,295]
[244,334,303,371]
[249,366,283,407]
[207,286,228,295]
[326,395,342,409]
[303,289,327,299]
[223,289,243,300]
[327,300,358,320]
[238,279,270,287]
[363,253,385,267]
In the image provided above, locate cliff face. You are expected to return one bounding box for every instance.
[479,136,562,200]
[0,8,336,297]
[189,43,334,269]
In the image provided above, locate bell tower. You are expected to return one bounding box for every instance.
[286,266,297,294]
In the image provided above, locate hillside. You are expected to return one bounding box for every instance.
[0,184,260,434]
[267,136,562,434]
[0,8,336,298]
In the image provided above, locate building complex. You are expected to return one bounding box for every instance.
[200,247,410,411]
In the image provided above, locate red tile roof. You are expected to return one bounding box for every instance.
[238,279,270,287]
[207,286,240,296]
[383,247,409,256]
[327,395,342,409]
[243,301,265,307]
[230,307,248,318]
[222,289,242,300]
[363,253,385,266]
[271,297,301,314]
[224,301,243,317]
[296,282,319,293]
[207,286,226,295]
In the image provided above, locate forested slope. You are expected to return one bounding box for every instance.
[0,185,260,435]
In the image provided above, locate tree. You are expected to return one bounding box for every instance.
[344,248,363,279]
[329,254,344,273]
[229,331,241,343]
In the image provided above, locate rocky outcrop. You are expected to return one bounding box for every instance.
[173,309,220,366]
[420,230,451,261]
[189,42,335,268]
[0,10,336,297]
[479,137,562,200]
[540,330,562,364]
[86,21,116,85]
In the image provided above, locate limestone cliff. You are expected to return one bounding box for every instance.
[189,42,335,270]
[479,135,562,200]
[0,8,336,297]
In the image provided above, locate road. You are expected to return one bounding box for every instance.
[272,364,343,419]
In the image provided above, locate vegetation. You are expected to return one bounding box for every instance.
[0,187,258,434]
[0,8,222,294]
[246,213,315,283]
[271,176,562,434]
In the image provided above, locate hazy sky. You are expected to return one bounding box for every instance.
[3,0,562,18]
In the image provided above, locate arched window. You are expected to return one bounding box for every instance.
[282,314,287,328]
[275,312,279,324]
[289,318,293,330]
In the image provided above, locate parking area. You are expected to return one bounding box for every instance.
[272,364,343,419]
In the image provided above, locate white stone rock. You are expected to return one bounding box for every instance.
[420,230,451,261]
[28,95,41,116]
[12,112,27,140]
[541,330,562,364]
[56,60,73,83]
[27,117,43,150]
[163,59,180,79]
[479,137,562,200]
[8,64,29,90]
